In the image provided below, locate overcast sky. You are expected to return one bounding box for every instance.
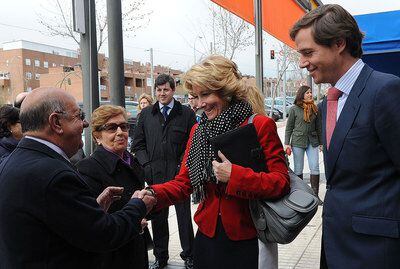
[1,0,399,77]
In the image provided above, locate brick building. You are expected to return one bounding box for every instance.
[0,40,185,104]
[0,40,79,104]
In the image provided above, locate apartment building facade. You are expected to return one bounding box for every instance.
[0,40,184,104]
[0,40,79,104]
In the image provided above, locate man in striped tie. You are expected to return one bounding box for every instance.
[290,4,400,269]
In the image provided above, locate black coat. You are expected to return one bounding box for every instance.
[132,100,196,184]
[77,145,148,269]
[0,136,18,162]
[0,138,147,269]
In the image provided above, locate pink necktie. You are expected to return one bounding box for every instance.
[326,87,342,149]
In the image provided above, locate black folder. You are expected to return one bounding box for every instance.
[209,123,267,173]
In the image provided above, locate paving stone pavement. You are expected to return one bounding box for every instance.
[147,119,326,268]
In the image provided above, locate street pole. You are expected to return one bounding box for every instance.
[283,48,287,120]
[107,0,125,107]
[193,36,203,64]
[254,0,264,94]
[150,48,154,98]
[79,0,99,155]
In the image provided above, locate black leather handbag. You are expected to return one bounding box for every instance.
[209,114,318,244]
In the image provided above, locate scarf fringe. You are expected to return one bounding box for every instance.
[192,184,206,204]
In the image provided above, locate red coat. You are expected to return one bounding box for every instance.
[151,115,290,241]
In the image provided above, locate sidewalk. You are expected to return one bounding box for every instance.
[147,119,326,268]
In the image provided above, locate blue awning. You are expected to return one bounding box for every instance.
[354,10,400,77]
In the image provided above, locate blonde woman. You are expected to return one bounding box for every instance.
[137,93,153,115]
[143,55,289,269]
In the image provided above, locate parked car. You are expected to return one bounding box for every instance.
[265,97,293,117]
[265,105,282,122]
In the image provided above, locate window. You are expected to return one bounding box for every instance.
[44,61,48,68]
[35,73,40,80]
[26,87,32,92]
[26,72,32,80]
[25,59,31,66]
[34,60,40,67]
[52,63,57,67]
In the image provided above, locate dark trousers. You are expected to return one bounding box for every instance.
[152,198,194,261]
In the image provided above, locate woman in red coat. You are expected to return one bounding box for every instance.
[147,55,290,269]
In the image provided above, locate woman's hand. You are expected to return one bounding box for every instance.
[285,145,292,156]
[96,186,124,212]
[212,151,232,183]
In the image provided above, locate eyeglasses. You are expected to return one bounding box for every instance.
[55,110,86,121]
[98,122,130,132]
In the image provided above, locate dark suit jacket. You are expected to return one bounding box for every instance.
[320,65,400,269]
[77,145,148,269]
[0,138,147,269]
[132,99,196,184]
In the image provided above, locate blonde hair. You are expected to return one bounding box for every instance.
[91,105,127,141]
[184,55,265,115]
[138,93,153,112]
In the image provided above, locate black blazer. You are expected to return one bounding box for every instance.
[77,145,147,269]
[0,138,147,269]
[320,65,400,269]
[132,99,196,184]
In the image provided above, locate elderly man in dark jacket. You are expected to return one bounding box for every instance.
[0,87,156,269]
[132,74,196,269]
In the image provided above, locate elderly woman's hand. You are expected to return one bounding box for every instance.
[96,186,124,212]
[212,151,232,183]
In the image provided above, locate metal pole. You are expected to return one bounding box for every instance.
[283,66,287,120]
[193,37,197,64]
[150,48,155,98]
[254,0,264,94]
[80,0,99,155]
[307,74,313,91]
[107,0,125,107]
[317,83,321,103]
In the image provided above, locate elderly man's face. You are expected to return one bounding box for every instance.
[59,97,88,157]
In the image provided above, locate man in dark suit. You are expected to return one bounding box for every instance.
[290,4,400,269]
[132,74,196,269]
[0,87,156,269]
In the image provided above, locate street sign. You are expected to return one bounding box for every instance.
[72,0,86,34]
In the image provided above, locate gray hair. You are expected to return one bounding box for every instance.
[20,97,66,133]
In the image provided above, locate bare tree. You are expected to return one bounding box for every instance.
[192,4,254,61]
[37,0,152,52]
[269,44,304,116]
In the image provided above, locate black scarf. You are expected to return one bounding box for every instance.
[186,101,252,204]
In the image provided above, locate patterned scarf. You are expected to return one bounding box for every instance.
[186,101,253,204]
[302,100,318,122]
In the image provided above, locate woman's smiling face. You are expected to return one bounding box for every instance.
[191,85,228,120]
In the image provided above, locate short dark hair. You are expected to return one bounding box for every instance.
[20,98,66,133]
[0,105,20,138]
[290,4,364,58]
[294,85,311,106]
[155,74,175,90]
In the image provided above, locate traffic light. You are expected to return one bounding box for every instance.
[270,50,275,60]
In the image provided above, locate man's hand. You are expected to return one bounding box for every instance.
[212,151,232,183]
[96,186,124,212]
[132,189,157,214]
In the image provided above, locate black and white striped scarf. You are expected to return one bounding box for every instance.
[186,101,252,204]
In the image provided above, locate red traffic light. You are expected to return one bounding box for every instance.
[270,50,275,60]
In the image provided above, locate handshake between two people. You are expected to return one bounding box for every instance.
[96,186,157,214]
